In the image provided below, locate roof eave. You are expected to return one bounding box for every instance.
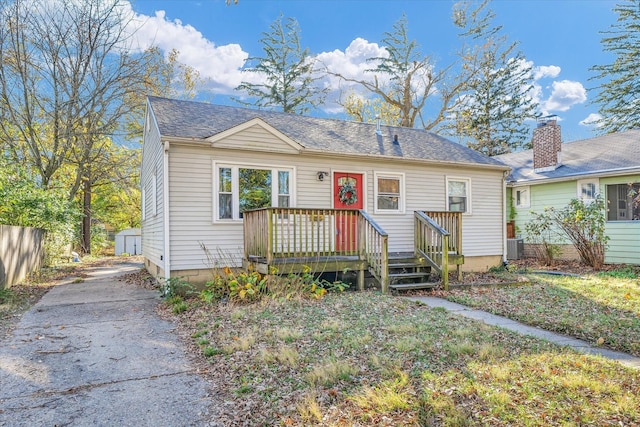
[508,166,640,186]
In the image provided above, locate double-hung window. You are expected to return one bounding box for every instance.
[515,186,530,209]
[577,179,599,203]
[215,164,293,220]
[447,177,471,213]
[375,172,404,213]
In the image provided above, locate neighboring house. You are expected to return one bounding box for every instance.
[496,117,640,265]
[141,96,510,290]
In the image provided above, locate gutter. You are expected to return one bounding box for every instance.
[162,140,171,283]
[508,166,640,187]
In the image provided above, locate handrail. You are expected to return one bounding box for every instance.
[414,211,450,290]
[359,210,389,292]
[424,211,462,256]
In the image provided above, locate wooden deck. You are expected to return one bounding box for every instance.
[243,208,462,292]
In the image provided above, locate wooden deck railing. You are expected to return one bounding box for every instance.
[414,211,451,290]
[415,211,464,289]
[423,211,462,256]
[243,208,388,290]
[359,210,389,292]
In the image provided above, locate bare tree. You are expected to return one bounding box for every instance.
[327,15,468,129]
[0,0,155,253]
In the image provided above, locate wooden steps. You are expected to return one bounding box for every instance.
[387,254,437,292]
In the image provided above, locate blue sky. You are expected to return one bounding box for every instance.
[128,0,619,144]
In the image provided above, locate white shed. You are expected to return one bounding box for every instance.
[115,228,141,255]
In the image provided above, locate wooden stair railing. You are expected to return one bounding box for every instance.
[358,210,389,292]
[414,211,451,290]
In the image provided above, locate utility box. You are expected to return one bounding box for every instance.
[507,238,524,260]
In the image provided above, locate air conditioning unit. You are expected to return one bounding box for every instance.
[507,238,524,260]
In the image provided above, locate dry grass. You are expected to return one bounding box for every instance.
[164,290,640,426]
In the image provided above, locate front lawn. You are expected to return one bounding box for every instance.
[163,289,640,426]
[444,267,640,357]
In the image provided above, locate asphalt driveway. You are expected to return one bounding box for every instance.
[0,260,214,426]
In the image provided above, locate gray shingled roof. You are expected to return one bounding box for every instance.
[148,96,506,168]
[495,129,640,183]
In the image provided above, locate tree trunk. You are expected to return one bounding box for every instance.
[81,174,92,254]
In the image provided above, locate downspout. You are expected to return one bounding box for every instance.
[163,140,171,281]
[502,170,509,265]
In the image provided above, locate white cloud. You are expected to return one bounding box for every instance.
[542,80,587,112]
[580,113,602,127]
[533,65,561,80]
[123,4,248,94]
[314,38,389,112]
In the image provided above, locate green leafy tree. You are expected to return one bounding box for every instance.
[590,0,640,134]
[235,15,327,114]
[0,158,80,264]
[446,0,538,155]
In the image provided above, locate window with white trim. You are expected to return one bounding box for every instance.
[515,187,530,208]
[606,183,640,221]
[447,177,471,213]
[215,164,293,220]
[375,172,404,213]
[577,179,599,202]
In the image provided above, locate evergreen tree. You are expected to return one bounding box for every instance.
[590,0,640,133]
[235,15,327,114]
[446,0,538,155]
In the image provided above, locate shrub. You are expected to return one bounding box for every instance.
[525,211,562,266]
[200,265,348,304]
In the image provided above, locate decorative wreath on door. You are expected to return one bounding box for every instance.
[338,181,358,205]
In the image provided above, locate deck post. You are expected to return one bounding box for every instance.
[357,212,365,291]
[442,234,449,291]
[380,236,389,293]
[266,210,273,265]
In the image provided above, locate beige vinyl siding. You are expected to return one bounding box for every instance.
[140,108,165,267]
[211,123,301,154]
[167,139,506,271]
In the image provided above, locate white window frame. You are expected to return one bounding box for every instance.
[213,161,295,222]
[577,179,599,203]
[374,172,405,214]
[446,176,472,214]
[514,186,530,209]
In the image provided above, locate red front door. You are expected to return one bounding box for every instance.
[334,172,363,252]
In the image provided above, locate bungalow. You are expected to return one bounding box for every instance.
[495,117,640,265]
[141,96,510,291]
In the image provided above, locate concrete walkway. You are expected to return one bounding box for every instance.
[406,296,640,370]
[0,261,214,427]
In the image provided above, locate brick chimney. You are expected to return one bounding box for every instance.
[532,116,562,172]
